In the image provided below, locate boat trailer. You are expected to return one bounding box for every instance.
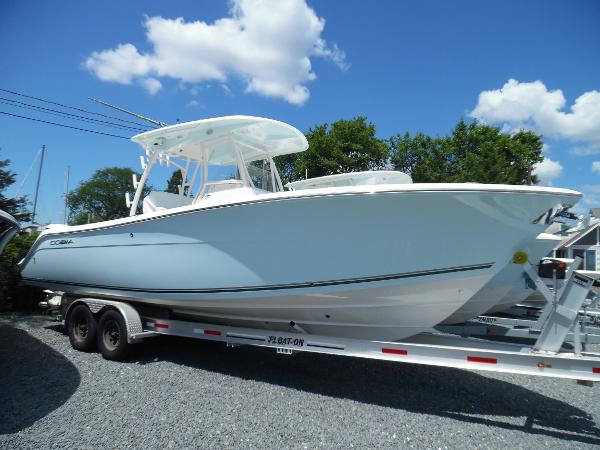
[437,258,600,348]
[43,257,600,385]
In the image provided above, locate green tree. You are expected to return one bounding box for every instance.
[0,150,30,222]
[388,132,452,182]
[165,170,183,194]
[389,119,544,184]
[510,129,545,184]
[0,232,41,311]
[66,167,151,225]
[0,152,38,310]
[275,117,390,184]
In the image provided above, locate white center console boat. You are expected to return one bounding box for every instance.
[19,116,582,341]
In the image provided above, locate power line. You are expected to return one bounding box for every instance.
[0,99,139,133]
[0,96,148,131]
[0,96,149,132]
[0,111,131,140]
[0,88,156,129]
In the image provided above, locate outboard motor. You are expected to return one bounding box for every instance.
[38,289,65,318]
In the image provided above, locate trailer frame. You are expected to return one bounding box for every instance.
[48,259,600,384]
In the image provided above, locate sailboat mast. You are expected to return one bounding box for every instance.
[31,144,45,224]
[63,165,70,224]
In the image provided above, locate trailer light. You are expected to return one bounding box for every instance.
[194,328,222,336]
[145,321,168,329]
[593,368,600,374]
[382,348,408,356]
[467,356,497,364]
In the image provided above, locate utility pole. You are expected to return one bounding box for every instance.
[63,165,70,224]
[31,144,45,225]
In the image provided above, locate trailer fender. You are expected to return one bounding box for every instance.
[65,298,146,344]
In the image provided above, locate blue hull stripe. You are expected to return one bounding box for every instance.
[23,262,493,294]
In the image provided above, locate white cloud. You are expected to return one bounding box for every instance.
[185,99,204,109]
[571,146,600,156]
[471,79,600,152]
[83,0,346,105]
[140,77,162,95]
[573,184,600,214]
[592,162,600,174]
[84,43,152,84]
[533,157,563,186]
[219,84,233,96]
[313,42,348,71]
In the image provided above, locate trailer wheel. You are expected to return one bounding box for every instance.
[67,304,97,351]
[97,309,130,361]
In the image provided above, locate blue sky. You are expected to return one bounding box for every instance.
[1,0,599,223]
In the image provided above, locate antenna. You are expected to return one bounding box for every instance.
[89,97,167,128]
[31,144,45,225]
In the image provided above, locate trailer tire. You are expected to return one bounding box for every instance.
[97,309,131,361]
[67,304,97,351]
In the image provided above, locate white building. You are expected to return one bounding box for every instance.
[554,209,600,271]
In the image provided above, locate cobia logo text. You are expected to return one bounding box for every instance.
[49,239,74,245]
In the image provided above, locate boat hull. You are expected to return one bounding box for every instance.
[21,186,578,340]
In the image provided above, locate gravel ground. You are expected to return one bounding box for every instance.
[1,313,599,449]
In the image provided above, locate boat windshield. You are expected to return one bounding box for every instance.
[202,145,282,196]
[131,142,285,214]
[245,157,277,192]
